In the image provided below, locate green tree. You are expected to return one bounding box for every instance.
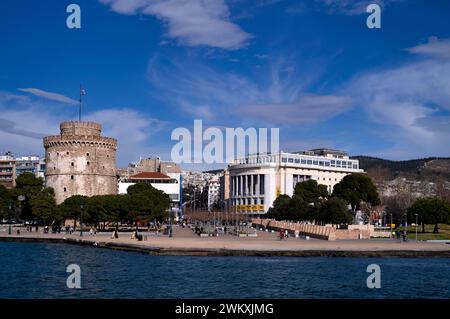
[86,195,108,228]
[102,195,130,231]
[332,173,380,212]
[266,195,291,220]
[127,183,170,223]
[29,187,58,224]
[407,198,450,233]
[318,197,353,226]
[58,195,90,229]
[294,179,328,204]
[14,172,46,220]
[15,172,44,190]
[0,185,14,220]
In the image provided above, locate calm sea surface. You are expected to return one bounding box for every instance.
[0,242,448,299]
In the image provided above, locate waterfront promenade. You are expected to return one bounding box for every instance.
[0,225,449,257]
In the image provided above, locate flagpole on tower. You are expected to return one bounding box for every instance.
[79,85,86,121]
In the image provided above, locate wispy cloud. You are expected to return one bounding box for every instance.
[147,53,350,126]
[407,36,450,60]
[100,0,251,49]
[235,95,352,124]
[18,88,78,105]
[0,91,166,165]
[289,0,401,16]
[343,37,450,158]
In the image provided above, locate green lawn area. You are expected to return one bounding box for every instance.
[396,224,450,240]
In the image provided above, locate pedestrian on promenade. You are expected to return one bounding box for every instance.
[35,225,38,233]
[16,229,20,235]
[279,228,284,240]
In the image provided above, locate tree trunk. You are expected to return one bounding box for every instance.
[433,224,439,233]
[422,223,425,233]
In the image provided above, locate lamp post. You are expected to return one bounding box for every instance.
[8,202,12,235]
[390,213,393,239]
[404,213,408,241]
[168,207,173,238]
[80,203,84,237]
[415,213,418,241]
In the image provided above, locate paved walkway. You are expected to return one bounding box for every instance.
[1,225,449,254]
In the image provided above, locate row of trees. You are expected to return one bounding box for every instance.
[0,173,171,227]
[266,174,381,225]
[407,197,450,233]
[266,173,450,232]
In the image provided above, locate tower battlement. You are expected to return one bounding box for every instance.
[60,121,102,137]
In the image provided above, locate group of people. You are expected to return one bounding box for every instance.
[279,228,289,240]
[26,225,39,233]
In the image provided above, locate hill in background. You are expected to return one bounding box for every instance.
[351,156,450,182]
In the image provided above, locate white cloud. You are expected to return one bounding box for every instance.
[100,0,251,49]
[234,95,352,124]
[343,38,450,158]
[89,108,168,164]
[407,36,450,60]
[0,91,166,165]
[147,54,350,126]
[18,88,78,105]
[313,0,400,15]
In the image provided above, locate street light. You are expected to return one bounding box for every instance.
[390,213,393,239]
[415,213,418,241]
[80,203,84,237]
[168,207,173,238]
[404,213,408,241]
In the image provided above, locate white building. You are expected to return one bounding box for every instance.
[118,171,182,206]
[206,178,221,209]
[15,155,46,179]
[228,149,364,214]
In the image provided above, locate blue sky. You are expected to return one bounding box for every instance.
[1,0,450,168]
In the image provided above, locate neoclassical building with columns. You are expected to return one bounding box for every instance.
[227,149,364,214]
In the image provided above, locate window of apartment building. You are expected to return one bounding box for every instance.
[307,160,312,165]
[281,157,287,163]
[301,159,307,164]
[288,158,294,163]
[313,160,318,165]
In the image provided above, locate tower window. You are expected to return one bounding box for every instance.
[87,161,90,165]
[63,187,67,192]
[66,152,69,155]
[71,162,74,166]
[86,153,89,156]
[71,176,74,180]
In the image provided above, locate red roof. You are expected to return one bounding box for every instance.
[130,172,170,179]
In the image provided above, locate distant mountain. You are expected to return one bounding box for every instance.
[351,156,450,182]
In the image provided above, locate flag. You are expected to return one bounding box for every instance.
[80,88,86,96]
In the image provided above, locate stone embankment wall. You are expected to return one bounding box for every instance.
[252,219,373,241]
